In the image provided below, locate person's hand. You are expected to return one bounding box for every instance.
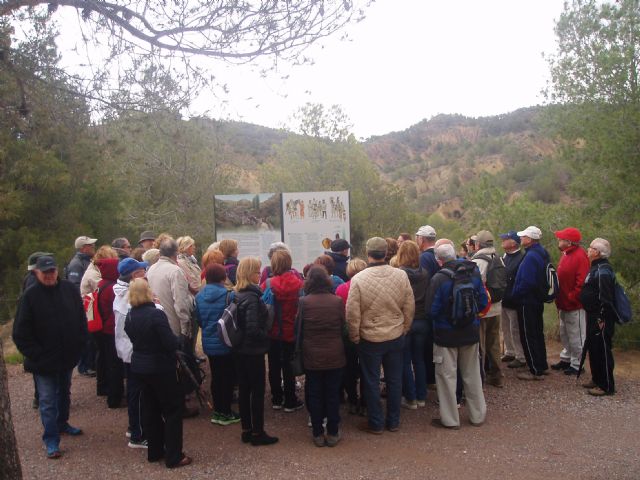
[598,319,605,331]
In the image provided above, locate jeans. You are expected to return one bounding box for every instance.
[402,319,427,402]
[306,369,343,437]
[358,335,405,431]
[125,364,143,441]
[267,340,297,407]
[34,369,73,449]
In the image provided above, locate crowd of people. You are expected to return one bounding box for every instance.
[12,224,621,466]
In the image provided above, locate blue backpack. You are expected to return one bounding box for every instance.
[438,260,479,329]
[597,266,633,325]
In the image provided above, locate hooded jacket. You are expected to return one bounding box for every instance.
[195,283,232,356]
[326,251,349,282]
[96,258,119,335]
[235,284,270,355]
[113,279,133,363]
[301,293,346,370]
[511,242,551,305]
[555,244,590,311]
[13,279,88,374]
[399,266,429,321]
[65,252,93,293]
[471,246,502,317]
[262,270,304,343]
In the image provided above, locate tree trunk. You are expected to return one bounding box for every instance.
[0,342,23,480]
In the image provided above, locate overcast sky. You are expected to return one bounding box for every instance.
[55,0,566,139]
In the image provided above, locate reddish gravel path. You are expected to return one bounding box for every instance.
[7,343,640,480]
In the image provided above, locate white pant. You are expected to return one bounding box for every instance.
[501,307,524,361]
[558,309,586,369]
[434,343,486,427]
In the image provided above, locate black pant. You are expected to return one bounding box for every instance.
[307,369,343,437]
[236,354,266,434]
[343,344,365,407]
[587,318,615,393]
[518,303,548,375]
[208,354,235,415]
[267,340,297,407]
[137,372,184,467]
[424,327,435,385]
[96,333,124,407]
[125,364,143,441]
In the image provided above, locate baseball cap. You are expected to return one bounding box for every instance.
[415,225,436,238]
[27,251,53,271]
[35,256,57,272]
[75,236,97,249]
[118,257,148,277]
[366,237,388,253]
[476,230,494,245]
[499,230,521,245]
[330,238,351,252]
[517,226,542,240]
[554,227,581,243]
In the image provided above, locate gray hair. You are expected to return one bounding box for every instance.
[159,238,178,258]
[590,238,611,258]
[435,243,456,263]
[112,237,130,249]
[268,242,290,259]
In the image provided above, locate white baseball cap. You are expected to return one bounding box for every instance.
[75,236,97,249]
[516,226,542,240]
[415,225,436,238]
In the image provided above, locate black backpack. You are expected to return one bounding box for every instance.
[473,253,507,303]
[437,260,479,329]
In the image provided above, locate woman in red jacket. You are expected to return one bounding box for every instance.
[95,257,125,409]
[261,249,304,411]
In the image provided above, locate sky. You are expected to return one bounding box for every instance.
[52,0,567,139]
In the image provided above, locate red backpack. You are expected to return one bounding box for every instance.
[82,282,113,333]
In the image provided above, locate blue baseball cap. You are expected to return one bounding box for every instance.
[499,230,521,245]
[118,257,148,276]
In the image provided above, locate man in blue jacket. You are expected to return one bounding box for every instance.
[511,226,550,380]
[427,242,488,429]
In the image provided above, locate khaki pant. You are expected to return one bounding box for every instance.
[479,315,503,381]
[434,343,486,427]
[559,309,586,369]
[501,307,525,361]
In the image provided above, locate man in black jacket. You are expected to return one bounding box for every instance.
[326,238,350,282]
[499,231,526,368]
[580,238,616,396]
[13,256,88,459]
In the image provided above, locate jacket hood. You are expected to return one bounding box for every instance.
[402,266,428,283]
[270,270,303,300]
[200,283,229,304]
[474,246,496,257]
[113,279,129,298]
[96,258,119,281]
[326,251,348,263]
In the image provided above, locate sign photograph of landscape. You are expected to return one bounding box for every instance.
[214,193,282,266]
[282,191,350,271]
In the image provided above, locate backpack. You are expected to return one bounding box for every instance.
[82,282,113,333]
[529,248,559,303]
[597,266,633,325]
[438,260,479,329]
[474,253,507,303]
[216,291,243,347]
[261,277,277,333]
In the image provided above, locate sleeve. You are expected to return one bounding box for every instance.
[401,275,415,334]
[243,295,267,342]
[511,256,538,300]
[474,276,489,313]
[425,274,439,320]
[171,269,193,337]
[429,279,444,319]
[154,311,179,352]
[598,267,615,307]
[345,279,362,343]
[569,255,591,305]
[12,293,44,361]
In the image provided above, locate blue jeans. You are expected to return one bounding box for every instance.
[125,364,144,441]
[402,319,427,402]
[306,368,343,437]
[34,369,73,448]
[358,335,405,431]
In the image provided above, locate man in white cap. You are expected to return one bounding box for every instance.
[511,226,550,380]
[415,225,438,279]
[65,236,97,294]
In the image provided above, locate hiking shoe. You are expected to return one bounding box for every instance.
[271,400,283,410]
[507,359,526,369]
[517,372,544,381]
[358,423,383,435]
[168,454,192,468]
[564,366,583,376]
[326,432,341,447]
[501,354,515,363]
[551,360,571,371]
[211,412,241,426]
[128,439,148,449]
[430,418,460,430]
[587,387,608,397]
[313,435,326,447]
[46,445,62,459]
[284,399,304,412]
[59,423,82,436]
[416,399,426,408]
[250,432,279,446]
[401,398,418,410]
[582,380,597,389]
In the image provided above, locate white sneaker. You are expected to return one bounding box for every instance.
[416,400,426,408]
[127,439,148,449]
[401,398,418,410]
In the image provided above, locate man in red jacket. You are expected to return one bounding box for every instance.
[552,227,590,376]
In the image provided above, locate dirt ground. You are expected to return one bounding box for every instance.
[6,342,640,480]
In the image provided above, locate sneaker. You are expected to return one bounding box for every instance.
[271,401,283,410]
[250,432,279,446]
[284,399,304,413]
[563,366,583,376]
[313,435,326,447]
[125,429,132,439]
[517,372,544,381]
[401,398,418,410]
[212,412,241,426]
[128,439,148,449]
[501,354,515,362]
[46,444,62,459]
[507,359,527,369]
[587,387,608,397]
[416,399,426,408]
[326,431,341,447]
[59,423,82,436]
[78,369,97,377]
[430,418,460,430]
[551,360,571,371]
